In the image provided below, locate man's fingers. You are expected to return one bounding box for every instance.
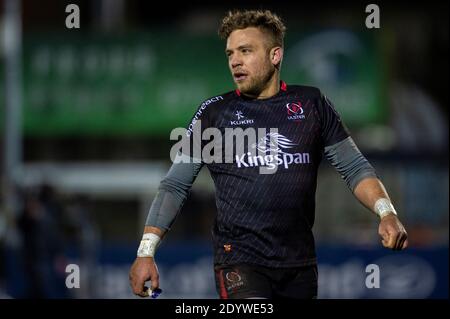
[134,282,151,298]
[383,229,408,250]
[129,270,149,297]
[395,232,408,250]
[139,286,150,297]
[131,275,158,297]
[150,274,160,291]
[396,233,403,250]
[129,258,160,298]
[402,238,409,249]
[393,231,403,250]
[379,216,408,250]
[379,228,389,247]
[130,277,145,296]
[383,230,397,249]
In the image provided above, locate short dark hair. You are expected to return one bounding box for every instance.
[218,9,286,48]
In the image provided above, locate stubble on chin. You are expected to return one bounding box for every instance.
[237,77,259,95]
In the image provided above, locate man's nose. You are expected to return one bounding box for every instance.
[230,54,242,68]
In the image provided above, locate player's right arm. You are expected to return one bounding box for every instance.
[129,153,203,297]
[129,95,219,297]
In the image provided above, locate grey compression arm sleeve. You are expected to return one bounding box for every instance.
[145,153,203,230]
[324,136,378,192]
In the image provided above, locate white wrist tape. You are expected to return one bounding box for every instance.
[374,198,397,219]
[137,233,161,257]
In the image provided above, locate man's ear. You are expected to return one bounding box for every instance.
[270,47,283,67]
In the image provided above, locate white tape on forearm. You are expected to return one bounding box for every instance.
[137,233,161,257]
[374,198,397,219]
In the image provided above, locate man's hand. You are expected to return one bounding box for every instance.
[378,213,408,250]
[129,257,159,297]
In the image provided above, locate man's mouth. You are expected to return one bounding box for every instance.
[233,72,248,82]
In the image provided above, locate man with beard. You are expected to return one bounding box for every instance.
[129,9,408,299]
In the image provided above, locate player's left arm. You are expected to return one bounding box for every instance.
[353,177,408,250]
[325,136,408,250]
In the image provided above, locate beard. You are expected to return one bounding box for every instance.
[236,65,275,96]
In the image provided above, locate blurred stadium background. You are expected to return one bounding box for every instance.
[0,0,448,298]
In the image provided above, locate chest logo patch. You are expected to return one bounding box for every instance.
[286,101,306,121]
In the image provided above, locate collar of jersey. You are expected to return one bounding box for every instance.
[235,80,287,100]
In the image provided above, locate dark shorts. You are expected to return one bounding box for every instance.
[214,263,318,299]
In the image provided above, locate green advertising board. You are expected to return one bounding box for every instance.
[1,29,386,136]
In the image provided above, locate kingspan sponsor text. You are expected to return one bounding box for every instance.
[235,152,310,170]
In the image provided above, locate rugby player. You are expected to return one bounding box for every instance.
[129,9,408,299]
